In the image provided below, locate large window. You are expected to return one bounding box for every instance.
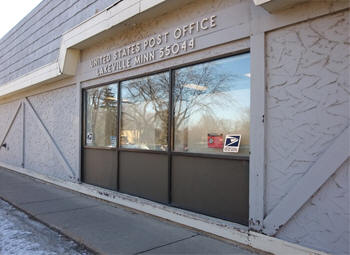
[83,53,251,223]
[85,84,118,147]
[120,72,170,151]
[174,53,250,156]
[84,53,250,155]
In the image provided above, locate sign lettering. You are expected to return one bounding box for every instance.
[89,15,218,77]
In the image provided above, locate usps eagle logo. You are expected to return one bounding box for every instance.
[223,134,241,153]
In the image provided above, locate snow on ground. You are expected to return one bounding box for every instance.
[0,199,91,255]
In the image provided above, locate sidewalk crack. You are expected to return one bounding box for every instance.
[134,233,200,255]
[36,205,100,216]
[19,196,75,205]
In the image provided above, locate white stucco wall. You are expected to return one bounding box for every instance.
[24,85,78,180]
[265,10,349,255]
[0,83,79,181]
[0,100,23,167]
[278,159,349,254]
[78,0,249,84]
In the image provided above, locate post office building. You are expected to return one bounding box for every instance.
[0,1,348,254]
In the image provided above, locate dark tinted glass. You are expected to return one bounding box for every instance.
[174,53,250,156]
[85,84,118,147]
[121,72,169,151]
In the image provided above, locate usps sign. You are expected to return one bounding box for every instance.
[223,134,241,153]
[86,132,93,144]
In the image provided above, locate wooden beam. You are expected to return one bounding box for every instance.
[24,97,76,179]
[249,32,266,231]
[263,127,350,235]
[76,81,82,183]
[253,0,308,13]
[22,100,25,168]
[0,102,22,150]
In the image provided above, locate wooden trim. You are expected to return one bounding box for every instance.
[24,97,76,179]
[0,0,169,99]
[0,102,22,150]
[76,82,82,182]
[22,101,25,168]
[249,33,266,231]
[263,127,350,235]
[83,146,116,151]
[0,63,62,98]
[1,1,348,100]
[253,0,308,13]
[118,148,167,155]
[172,151,249,161]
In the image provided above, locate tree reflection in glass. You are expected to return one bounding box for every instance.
[86,84,118,147]
[121,72,169,151]
[174,53,250,156]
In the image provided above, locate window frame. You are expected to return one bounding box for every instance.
[119,72,171,152]
[82,52,250,161]
[172,54,251,156]
[83,83,119,150]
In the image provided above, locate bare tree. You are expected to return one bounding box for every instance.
[88,86,117,146]
[120,59,249,152]
[121,73,169,148]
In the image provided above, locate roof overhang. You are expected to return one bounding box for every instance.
[0,0,337,99]
[0,0,192,99]
[253,0,308,13]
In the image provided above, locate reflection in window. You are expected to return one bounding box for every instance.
[121,72,169,151]
[85,84,118,147]
[174,53,250,156]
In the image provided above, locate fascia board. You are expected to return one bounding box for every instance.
[60,10,111,49]
[140,0,167,13]
[108,1,140,29]
[0,63,61,98]
[253,0,308,13]
[253,0,270,5]
[0,0,172,99]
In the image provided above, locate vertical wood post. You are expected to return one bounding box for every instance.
[22,101,25,168]
[249,32,266,231]
[76,81,82,183]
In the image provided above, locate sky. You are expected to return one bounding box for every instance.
[0,0,42,40]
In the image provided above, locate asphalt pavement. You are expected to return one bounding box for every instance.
[0,167,258,255]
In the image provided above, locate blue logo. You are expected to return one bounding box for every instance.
[223,134,241,153]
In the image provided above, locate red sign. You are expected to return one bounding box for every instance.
[207,134,224,148]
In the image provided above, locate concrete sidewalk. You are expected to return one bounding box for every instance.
[0,167,257,255]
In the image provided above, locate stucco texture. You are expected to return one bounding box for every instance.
[25,85,78,180]
[265,10,349,254]
[0,100,23,167]
[79,0,247,81]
